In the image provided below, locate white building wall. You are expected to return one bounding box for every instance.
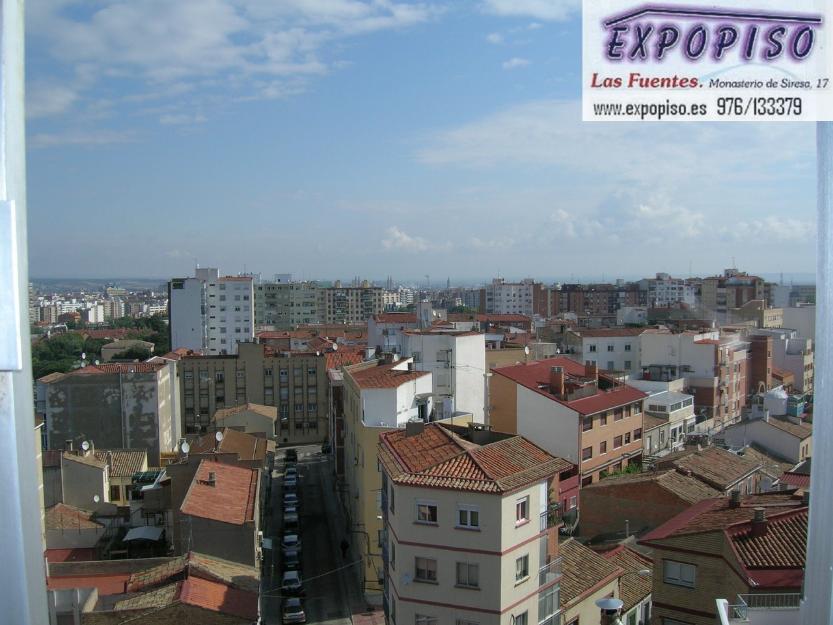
[782,306,816,342]
[205,277,254,355]
[169,277,206,352]
[581,335,641,374]
[720,419,807,463]
[516,386,580,464]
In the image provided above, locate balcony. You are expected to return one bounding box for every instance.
[717,593,801,624]
[538,557,562,587]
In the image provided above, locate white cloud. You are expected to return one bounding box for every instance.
[722,217,816,242]
[27,83,79,119]
[382,226,430,252]
[502,57,530,70]
[482,0,579,21]
[159,112,208,125]
[486,32,503,44]
[29,129,136,149]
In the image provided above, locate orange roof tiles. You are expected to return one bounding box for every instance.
[729,508,807,569]
[325,347,366,370]
[180,461,258,526]
[188,428,269,462]
[348,361,430,389]
[379,423,573,494]
[46,504,103,530]
[657,446,761,491]
[492,357,647,416]
[374,312,417,323]
[179,576,259,620]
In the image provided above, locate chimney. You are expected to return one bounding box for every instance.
[751,507,767,538]
[383,352,395,365]
[405,420,425,437]
[207,471,216,486]
[729,489,741,508]
[64,440,73,452]
[586,360,598,381]
[408,362,415,372]
[550,366,565,398]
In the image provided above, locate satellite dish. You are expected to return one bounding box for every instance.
[81,441,90,452]
[181,441,190,454]
[332,343,338,351]
[215,430,224,443]
[94,359,100,365]
[524,346,530,356]
[393,354,400,362]
[81,352,86,360]
[93,495,100,503]
[596,597,624,612]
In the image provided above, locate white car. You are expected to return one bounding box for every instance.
[281,570,304,595]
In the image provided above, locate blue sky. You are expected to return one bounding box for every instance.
[26,0,816,282]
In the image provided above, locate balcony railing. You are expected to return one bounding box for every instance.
[538,557,562,587]
[728,593,802,620]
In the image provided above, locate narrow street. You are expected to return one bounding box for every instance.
[262,445,359,625]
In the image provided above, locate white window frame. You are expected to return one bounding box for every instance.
[457,504,480,529]
[455,562,480,588]
[516,496,529,525]
[414,557,437,583]
[663,559,696,588]
[416,500,438,525]
[515,554,530,582]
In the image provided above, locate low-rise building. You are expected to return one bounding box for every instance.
[178,460,261,566]
[640,492,807,625]
[564,328,647,376]
[210,402,277,439]
[579,469,720,540]
[654,446,763,496]
[751,328,814,395]
[719,415,812,464]
[602,546,654,625]
[379,422,572,625]
[558,538,622,625]
[490,357,646,486]
[640,390,696,458]
[39,362,179,465]
[100,339,155,362]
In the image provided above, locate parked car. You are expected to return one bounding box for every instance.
[283,548,301,571]
[281,570,304,595]
[285,466,298,479]
[284,492,299,507]
[283,503,299,517]
[284,475,298,491]
[282,533,302,555]
[285,448,298,462]
[284,511,300,533]
[282,597,306,624]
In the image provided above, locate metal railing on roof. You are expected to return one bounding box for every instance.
[728,593,802,620]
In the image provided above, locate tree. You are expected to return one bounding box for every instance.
[112,347,152,361]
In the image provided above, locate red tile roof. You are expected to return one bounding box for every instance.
[379,423,573,494]
[603,546,653,612]
[656,446,761,491]
[46,504,103,530]
[325,347,366,370]
[67,362,166,376]
[765,417,812,440]
[179,575,259,620]
[348,360,430,389]
[188,428,269,462]
[373,312,417,324]
[492,357,647,416]
[728,508,807,570]
[779,472,810,489]
[47,573,130,595]
[180,461,258,525]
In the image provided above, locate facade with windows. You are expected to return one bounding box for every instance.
[177,341,329,441]
[640,492,807,625]
[169,268,255,355]
[379,422,572,625]
[564,327,648,375]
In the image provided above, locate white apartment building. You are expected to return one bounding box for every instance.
[564,327,645,375]
[639,273,698,308]
[752,328,814,394]
[169,268,254,355]
[484,278,543,317]
[80,304,105,324]
[781,305,816,342]
[379,422,570,625]
[640,330,750,429]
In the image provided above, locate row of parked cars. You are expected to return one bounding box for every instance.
[280,448,306,625]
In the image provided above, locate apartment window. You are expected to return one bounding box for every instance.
[624,360,632,369]
[589,344,597,352]
[663,560,696,588]
[607,344,614,352]
[515,613,528,625]
[634,428,642,440]
[456,562,480,588]
[280,388,289,400]
[539,585,558,624]
[625,344,632,352]
[416,501,438,524]
[613,435,623,449]
[415,558,438,583]
[457,505,479,529]
[515,555,529,582]
[569,496,577,509]
[264,368,272,377]
[294,403,304,413]
[308,403,316,413]
[607,360,615,370]
[625,432,631,444]
[614,409,623,421]
[582,416,593,432]
[280,369,288,381]
[390,486,395,514]
[582,475,593,487]
[599,412,608,426]
[633,402,642,415]
[457,620,479,625]
[109,485,120,501]
[415,616,437,625]
[599,440,607,454]
[516,496,529,524]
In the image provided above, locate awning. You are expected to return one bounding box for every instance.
[124,526,164,542]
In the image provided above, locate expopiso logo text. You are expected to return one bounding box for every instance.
[601,5,823,62]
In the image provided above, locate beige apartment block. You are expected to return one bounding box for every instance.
[378,422,570,625]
